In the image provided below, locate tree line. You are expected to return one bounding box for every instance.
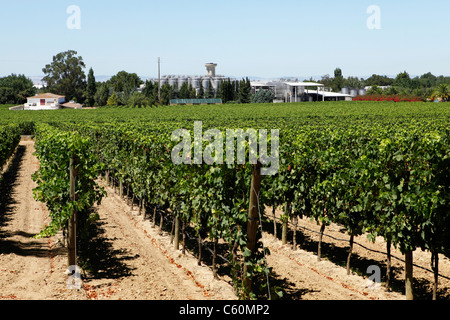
[0,74,36,104]
[3,51,450,106]
[318,67,450,100]
[0,50,263,107]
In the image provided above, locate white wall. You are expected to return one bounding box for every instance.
[27,97,65,106]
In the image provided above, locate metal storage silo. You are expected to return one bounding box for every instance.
[160,77,168,86]
[202,78,210,90]
[178,77,187,88]
[358,89,366,96]
[341,87,349,94]
[168,77,177,88]
[350,89,358,97]
[191,77,201,89]
[213,77,222,90]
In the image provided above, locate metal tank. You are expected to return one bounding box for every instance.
[350,89,358,97]
[168,77,177,88]
[191,77,201,89]
[159,77,168,86]
[341,87,350,95]
[202,78,211,90]
[358,89,367,96]
[178,77,187,88]
[213,77,222,91]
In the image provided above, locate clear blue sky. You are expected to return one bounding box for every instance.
[1,0,449,80]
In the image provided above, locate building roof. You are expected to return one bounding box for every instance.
[61,102,83,109]
[250,81,279,87]
[313,91,352,97]
[284,81,324,87]
[27,93,65,99]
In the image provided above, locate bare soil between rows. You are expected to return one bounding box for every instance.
[0,139,448,300]
[263,208,450,300]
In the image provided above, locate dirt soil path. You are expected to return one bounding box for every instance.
[263,207,450,300]
[80,182,237,300]
[0,140,74,299]
[264,233,404,300]
[0,139,236,300]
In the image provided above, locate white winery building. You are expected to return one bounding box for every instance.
[8,93,83,110]
[24,93,66,110]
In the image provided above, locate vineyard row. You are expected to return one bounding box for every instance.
[28,119,449,300]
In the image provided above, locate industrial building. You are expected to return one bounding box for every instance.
[146,63,363,103]
[250,80,355,102]
[152,63,227,94]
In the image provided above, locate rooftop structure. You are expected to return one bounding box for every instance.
[27,93,65,100]
[205,63,217,77]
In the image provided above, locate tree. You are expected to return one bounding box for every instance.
[0,74,36,104]
[319,74,334,89]
[238,77,251,103]
[108,71,143,95]
[198,82,205,99]
[128,92,149,107]
[179,82,191,99]
[233,80,240,101]
[344,77,364,90]
[430,83,450,101]
[436,75,450,86]
[0,87,15,104]
[220,78,235,103]
[94,82,110,107]
[364,74,394,87]
[141,80,159,106]
[384,86,399,96]
[160,83,173,105]
[85,68,96,107]
[419,72,437,88]
[107,92,119,106]
[188,84,196,99]
[42,50,86,102]
[393,71,412,89]
[332,68,344,92]
[366,85,384,95]
[205,80,215,99]
[142,80,155,98]
[252,89,274,103]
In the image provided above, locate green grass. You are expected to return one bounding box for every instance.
[0,104,15,110]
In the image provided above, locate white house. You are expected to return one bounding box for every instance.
[24,93,66,110]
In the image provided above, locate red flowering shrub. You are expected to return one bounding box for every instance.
[353,95,424,102]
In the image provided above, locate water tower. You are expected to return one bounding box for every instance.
[205,63,217,77]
